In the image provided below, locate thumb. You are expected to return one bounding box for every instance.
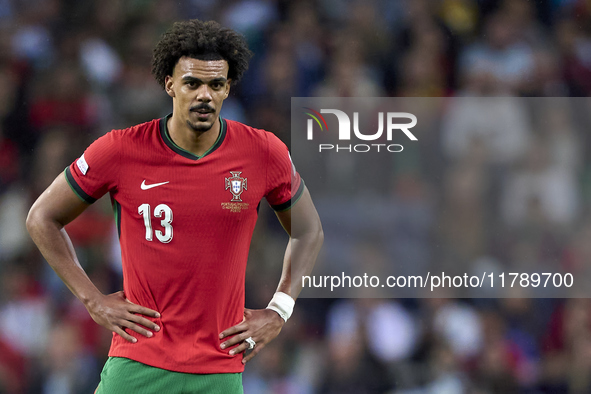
[117,291,135,304]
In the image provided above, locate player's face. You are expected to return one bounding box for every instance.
[165,57,231,133]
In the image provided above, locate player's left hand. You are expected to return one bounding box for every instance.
[219,308,284,364]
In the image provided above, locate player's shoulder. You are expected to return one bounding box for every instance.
[107,117,161,142]
[224,118,286,150]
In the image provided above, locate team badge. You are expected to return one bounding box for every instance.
[225,171,247,202]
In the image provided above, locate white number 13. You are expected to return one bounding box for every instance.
[138,203,173,243]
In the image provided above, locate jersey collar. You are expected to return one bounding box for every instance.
[159,113,227,161]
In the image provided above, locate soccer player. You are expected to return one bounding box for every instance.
[26,20,323,393]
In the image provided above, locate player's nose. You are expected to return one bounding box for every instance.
[195,84,212,101]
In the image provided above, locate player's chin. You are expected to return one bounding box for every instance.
[187,119,214,132]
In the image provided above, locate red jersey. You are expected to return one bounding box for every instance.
[66,115,303,373]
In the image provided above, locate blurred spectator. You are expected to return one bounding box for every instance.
[313,30,384,97]
[79,34,122,89]
[472,310,521,392]
[542,298,591,392]
[460,11,535,94]
[0,186,30,259]
[320,299,394,392]
[428,299,483,361]
[397,0,458,95]
[439,0,479,39]
[501,137,580,228]
[10,0,59,69]
[556,17,591,96]
[438,161,489,268]
[441,96,531,165]
[38,322,98,394]
[28,63,97,134]
[0,265,50,381]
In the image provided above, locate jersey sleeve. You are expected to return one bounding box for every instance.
[265,132,304,211]
[65,131,120,204]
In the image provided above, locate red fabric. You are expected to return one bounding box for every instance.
[67,116,299,373]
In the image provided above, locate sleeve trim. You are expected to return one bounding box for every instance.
[64,167,96,204]
[272,179,305,212]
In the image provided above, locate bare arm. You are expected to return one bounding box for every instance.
[220,185,323,362]
[274,185,324,300]
[26,173,160,342]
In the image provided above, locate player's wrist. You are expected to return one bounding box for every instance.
[266,292,295,322]
[80,288,105,309]
[266,308,286,326]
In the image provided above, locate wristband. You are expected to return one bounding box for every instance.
[266,292,295,322]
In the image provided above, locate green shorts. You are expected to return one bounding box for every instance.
[95,357,243,394]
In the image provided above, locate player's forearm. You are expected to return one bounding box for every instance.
[26,213,103,306]
[276,227,323,300]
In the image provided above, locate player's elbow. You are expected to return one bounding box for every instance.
[296,217,323,249]
[311,219,324,249]
[315,228,324,252]
[26,203,42,237]
[26,201,52,237]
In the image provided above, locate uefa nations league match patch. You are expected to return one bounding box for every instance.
[77,154,89,175]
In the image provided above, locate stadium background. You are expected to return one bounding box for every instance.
[1,0,591,392]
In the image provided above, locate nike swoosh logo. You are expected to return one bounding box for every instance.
[141,180,170,190]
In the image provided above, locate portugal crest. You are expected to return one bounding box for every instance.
[225,171,247,202]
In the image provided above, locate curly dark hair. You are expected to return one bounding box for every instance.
[151,20,252,89]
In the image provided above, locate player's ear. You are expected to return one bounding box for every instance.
[224,79,231,99]
[165,76,175,98]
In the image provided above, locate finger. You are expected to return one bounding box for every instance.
[127,303,161,318]
[221,332,250,349]
[113,326,137,343]
[219,321,248,339]
[229,342,249,356]
[127,313,161,332]
[243,343,265,363]
[119,319,154,338]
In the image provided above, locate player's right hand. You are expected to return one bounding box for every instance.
[85,291,161,343]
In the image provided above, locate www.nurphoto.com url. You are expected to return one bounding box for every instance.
[302,272,574,292]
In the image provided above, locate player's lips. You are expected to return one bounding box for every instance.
[191,108,214,120]
[193,112,212,121]
[190,105,214,114]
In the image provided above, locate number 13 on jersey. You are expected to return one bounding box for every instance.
[138,203,173,243]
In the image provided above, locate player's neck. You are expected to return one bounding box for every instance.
[167,116,221,157]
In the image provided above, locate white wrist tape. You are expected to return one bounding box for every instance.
[266,292,295,322]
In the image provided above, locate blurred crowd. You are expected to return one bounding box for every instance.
[1,0,591,393]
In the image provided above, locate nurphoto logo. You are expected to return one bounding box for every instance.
[304,108,418,153]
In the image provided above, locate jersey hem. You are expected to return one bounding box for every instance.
[107,352,246,375]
